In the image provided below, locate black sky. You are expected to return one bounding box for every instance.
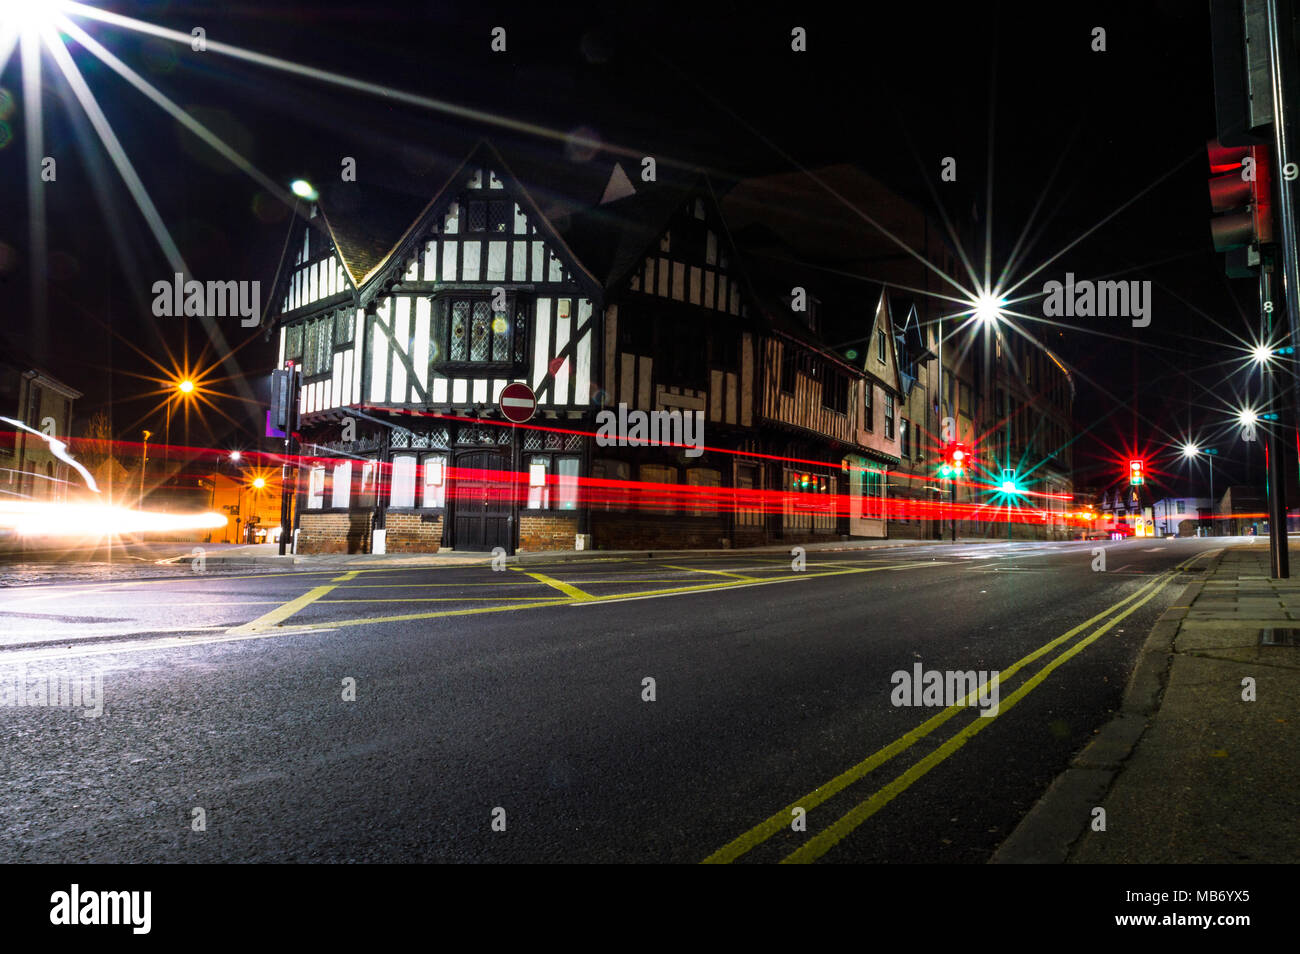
[0,0,1269,496]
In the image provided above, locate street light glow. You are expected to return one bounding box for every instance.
[1001,480,1016,493]
[1,0,64,35]
[1251,343,1273,363]
[251,477,266,490]
[290,178,318,200]
[177,378,196,394]
[1238,408,1259,426]
[973,292,1004,324]
[229,450,242,462]
[1181,443,1200,458]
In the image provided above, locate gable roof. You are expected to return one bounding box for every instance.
[308,138,622,294]
[556,168,710,290]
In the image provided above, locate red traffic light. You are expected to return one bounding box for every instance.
[1129,459,1145,486]
[1207,139,1273,251]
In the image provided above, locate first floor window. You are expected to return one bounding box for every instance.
[556,457,580,511]
[356,459,378,509]
[639,464,678,515]
[591,459,631,511]
[734,462,763,526]
[525,455,581,510]
[331,460,352,509]
[307,465,326,509]
[422,454,447,508]
[390,454,417,508]
[885,394,895,439]
[686,467,722,516]
[900,418,911,458]
[527,456,551,510]
[432,294,527,371]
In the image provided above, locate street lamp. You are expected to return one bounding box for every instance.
[1182,443,1215,536]
[164,377,198,475]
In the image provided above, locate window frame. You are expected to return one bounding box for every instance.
[429,292,530,377]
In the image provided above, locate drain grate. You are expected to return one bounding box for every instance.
[1259,628,1300,647]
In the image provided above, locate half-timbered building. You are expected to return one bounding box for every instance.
[269,142,1004,553]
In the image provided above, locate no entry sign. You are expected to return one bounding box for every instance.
[499,382,537,423]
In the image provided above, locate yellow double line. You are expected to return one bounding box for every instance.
[703,551,1212,864]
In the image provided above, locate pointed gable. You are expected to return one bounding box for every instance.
[863,290,901,395]
[600,163,636,204]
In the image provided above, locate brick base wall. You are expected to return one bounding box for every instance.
[591,513,731,550]
[385,511,443,552]
[297,511,373,554]
[519,513,580,551]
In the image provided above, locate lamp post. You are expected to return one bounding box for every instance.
[1182,444,1216,537]
[138,429,152,508]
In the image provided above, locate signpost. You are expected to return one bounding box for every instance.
[499,383,537,424]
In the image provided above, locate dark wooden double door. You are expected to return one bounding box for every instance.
[452,449,513,551]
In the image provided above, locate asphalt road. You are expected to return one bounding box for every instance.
[0,537,1228,862]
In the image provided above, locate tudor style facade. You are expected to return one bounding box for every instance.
[269,143,1029,554]
[275,146,602,554]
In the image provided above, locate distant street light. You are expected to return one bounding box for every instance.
[290,179,318,201]
[229,451,242,463]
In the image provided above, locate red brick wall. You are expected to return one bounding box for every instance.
[519,513,580,551]
[385,511,443,552]
[298,511,373,554]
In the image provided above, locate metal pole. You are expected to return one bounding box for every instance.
[138,431,150,508]
[1263,260,1291,574]
[1266,0,1300,419]
[278,368,300,555]
[1201,454,1211,535]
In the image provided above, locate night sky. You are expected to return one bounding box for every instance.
[0,0,1265,497]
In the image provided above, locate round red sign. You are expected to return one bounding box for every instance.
[498,382,537,423]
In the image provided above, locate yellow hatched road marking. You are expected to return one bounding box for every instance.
[317,596,574,603]
[660,564,756,581]
[302,599,575,628]
[226,584,339,634]
[257,560,945,631]
[331,570,361,582]
[514,570,594,601]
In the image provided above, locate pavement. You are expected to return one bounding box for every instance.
[992,540,1300,864]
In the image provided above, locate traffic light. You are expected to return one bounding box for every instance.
[1207,139,1273,276]
[939,442,968,479]
[1129,459,1145,486]
[270,367,300,433]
